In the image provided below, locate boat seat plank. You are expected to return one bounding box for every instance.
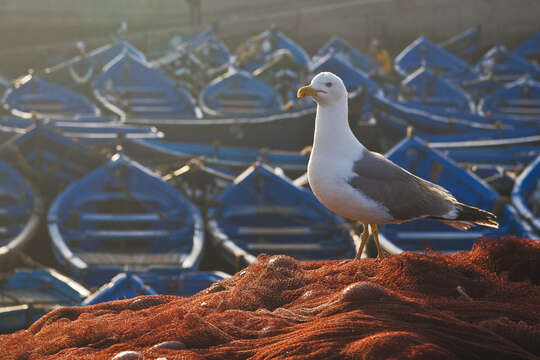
[78,252,183,266]
[22,104,67,111]
[75,192,160,203]
[222,205,311,217]
[110,85,165,94]
[128,105,178,113]
[80,213,163,222]
[17,96,63,103]
[18,94,59,100]
[103,89,167,99]
[84,229,171,239]
[236,227,326,236]
[123,98,172,106]
[218,99,266,107]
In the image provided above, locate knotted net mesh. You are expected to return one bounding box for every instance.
[1,236,538,359]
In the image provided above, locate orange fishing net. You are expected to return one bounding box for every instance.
[1,236,538,359]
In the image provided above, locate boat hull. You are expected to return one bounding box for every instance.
[378,137,535,254]
[0,162,44,270]
[512,155,540,233]
[126,107,315,150]
[47,154,204,287]
[0,125,106,200]
[208,164,357,271]
[125,93,370,151]
[82,270,230,305]
[0,269,89,333]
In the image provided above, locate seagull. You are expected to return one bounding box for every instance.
[297,72,499,259]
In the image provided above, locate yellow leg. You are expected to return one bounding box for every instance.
[355,223,370,260]
[370,224,386,259]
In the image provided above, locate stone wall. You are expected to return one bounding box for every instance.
[0,0,191,76]
[0,0,538,77]
[203,0,540,55]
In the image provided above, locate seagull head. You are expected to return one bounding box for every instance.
[297,72,347,106]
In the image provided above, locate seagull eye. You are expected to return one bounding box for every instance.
[325,82,333,88]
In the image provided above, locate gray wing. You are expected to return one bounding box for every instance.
[348,151,456,221]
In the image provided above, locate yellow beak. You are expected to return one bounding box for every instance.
[297,85,321,98]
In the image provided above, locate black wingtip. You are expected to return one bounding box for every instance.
[455,202,499,229]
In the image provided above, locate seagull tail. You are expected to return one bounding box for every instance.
[448,202,499,230]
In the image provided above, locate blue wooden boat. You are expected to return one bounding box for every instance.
[182,27,231,59]
[95,63,316,149]
[81,272,157,305]
[150,28,230,92]
[397,67,475,114]
[367,87,515,137]
[478,76,540,121]
[513,31,540,65]
[150,49,209,95]
[378,137,534,254]
[474,45,540,83]
[512,155,540,232]
[92,52,199,124]
[206,64,316,118]
[251,49,314,112]
[200,69,284,117]
[208,163,357,270]
[45,121,163,144]
[0,268,89,333]
[41,40,146,90]
[427,131,540,166]
[439,26,480,60]
[0,116,163,146]
[2,76,101,119]
[466,164,517,197]
[0,162,43,268]
[415,126,539,143]
[47,153,204,287]
[0,125,105,198]
[166,68,315,150]
[366,67,535,138]
[384,127,538,192]
[236,29,311,72]
[138,269,229,296]
[82,270,229,305]
[121,138,308,175]
[159,158,237,207]
[314,36,374,74]
[394,36,477,84]
[179,27,231,73]
[460,76,503,102]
